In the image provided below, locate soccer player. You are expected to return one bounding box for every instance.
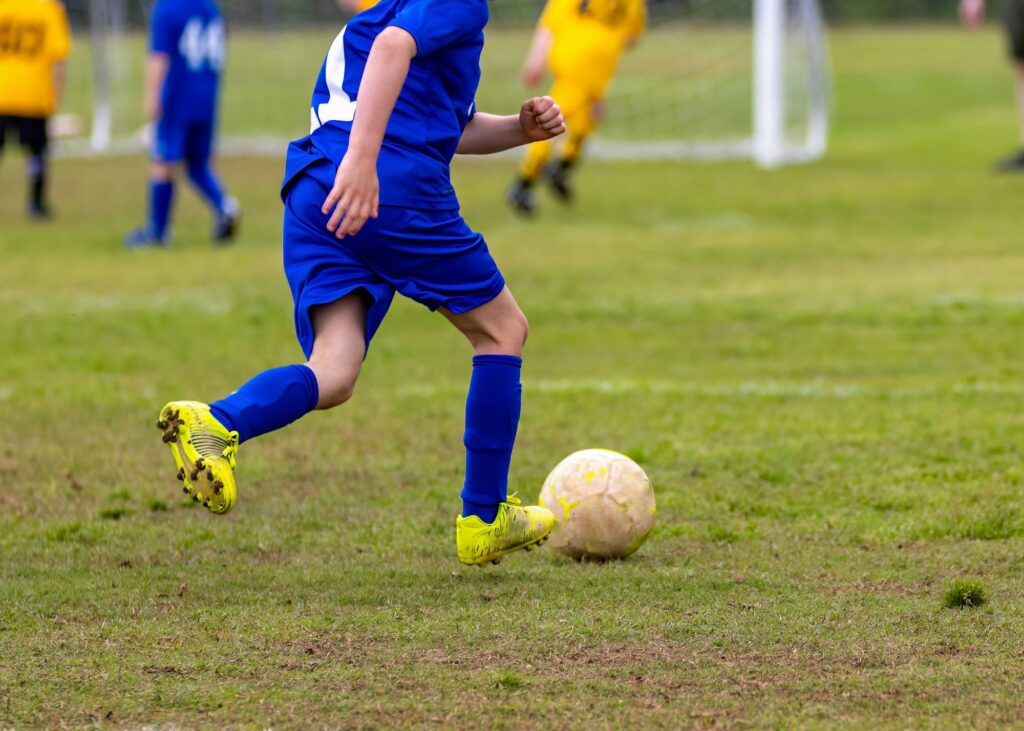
[125,0,239,247]
[0,0,70,219]
[155,0,566,566]
[962,0,1024,171]
[507,0,646,215]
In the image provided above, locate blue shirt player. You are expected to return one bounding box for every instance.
[154,0,567,566]
[126,0,239,247]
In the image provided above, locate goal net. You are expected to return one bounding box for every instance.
[63,0,829,167]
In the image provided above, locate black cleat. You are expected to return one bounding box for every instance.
[213,197,241,245]
[543,161,574,203]
[28,205,53,221]
[506,181,536,217]
[995,149,1024,173]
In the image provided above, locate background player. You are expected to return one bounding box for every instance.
[125,0,239,248]
[0,0,70,220]
[337,0,378,14]
[155,0,566,566]
[507,0,645,215]
[962,0,1024,171]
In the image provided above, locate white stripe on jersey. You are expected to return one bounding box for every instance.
[312,27,358,132]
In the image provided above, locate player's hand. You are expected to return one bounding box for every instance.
[322,150,380,239]
[521,61,545,88]
[960,0,985,27]
[520,96,565,142]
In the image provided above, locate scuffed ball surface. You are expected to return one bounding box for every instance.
[539,449,655,560]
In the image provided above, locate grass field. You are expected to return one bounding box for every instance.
[3,26,1024,729]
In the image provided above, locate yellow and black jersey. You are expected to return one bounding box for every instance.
[0,0,71,117]
[540,0,646,81]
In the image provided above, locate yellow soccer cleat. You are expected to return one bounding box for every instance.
[456,495,555,567]
[157,401,239,515]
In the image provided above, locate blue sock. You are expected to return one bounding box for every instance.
[149,180,174,241]
[187,163,226,213]
[209,365,319,444]
[461,354,523,523]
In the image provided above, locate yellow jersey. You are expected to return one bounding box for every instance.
[0,0,71,117]
[540,0,646,81]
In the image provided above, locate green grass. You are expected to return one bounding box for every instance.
[3,25,1024,728]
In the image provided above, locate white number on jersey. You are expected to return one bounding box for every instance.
[179,18,225,72]
[312,27,357,132]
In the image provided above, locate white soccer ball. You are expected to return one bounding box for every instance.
[539,449,656,560]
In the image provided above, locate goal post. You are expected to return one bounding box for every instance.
[754,0,830,167]
[78,0,830,166]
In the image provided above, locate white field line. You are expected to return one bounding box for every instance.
[10,290,232,316]
[396,379,1024,399]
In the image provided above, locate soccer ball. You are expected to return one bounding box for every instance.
[539,449,656,560]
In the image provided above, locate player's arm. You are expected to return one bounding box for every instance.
[456,98,566,155]
[146,3,176,122]
[52,61,68,109]
[49,2,72,110]
[144,53,171,121]
[521,27,553,88]
[960,0,985,26]
[321,26,416,239]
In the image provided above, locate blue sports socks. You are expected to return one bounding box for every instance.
[209,364,320,444]
[187,162,227,214]
[461,355,523,523]
[149,180,175,241]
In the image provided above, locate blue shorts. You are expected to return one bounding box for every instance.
[282,159,505,359]
[152,117,215,165]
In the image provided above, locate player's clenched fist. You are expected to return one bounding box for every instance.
[520,96,566,142]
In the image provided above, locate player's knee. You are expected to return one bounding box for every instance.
[150,162,175,182]
[475,310,528,355]
[315,370,358,409]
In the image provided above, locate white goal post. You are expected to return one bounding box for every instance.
[80,0,830,167]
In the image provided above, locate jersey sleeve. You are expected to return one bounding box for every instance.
[149,1,179,55]
[389,0,488,57]
[46,1,72,61]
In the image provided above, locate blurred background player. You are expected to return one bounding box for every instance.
[125,0,239,248]
[961,0,1024,171]
[507,0,645,215]
[0,0,70,220]
[337,0,378,14]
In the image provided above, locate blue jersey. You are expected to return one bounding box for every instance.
[286,0,489,210]
[150,0,224,124]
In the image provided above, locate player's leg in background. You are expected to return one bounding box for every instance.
[22,116,51,219]
[208,293,367,443]
[998,0,1024,171]
[545,94,601,203]
[184,119,240,243]
[441,287,529,523]
[126,119,184,246]
[0,116,7,170]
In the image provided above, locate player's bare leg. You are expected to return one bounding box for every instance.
[443,287,554,566]
[306,293,367,410]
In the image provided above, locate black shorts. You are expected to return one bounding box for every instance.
[1006,0,1024,62]
[0,115,48,156]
